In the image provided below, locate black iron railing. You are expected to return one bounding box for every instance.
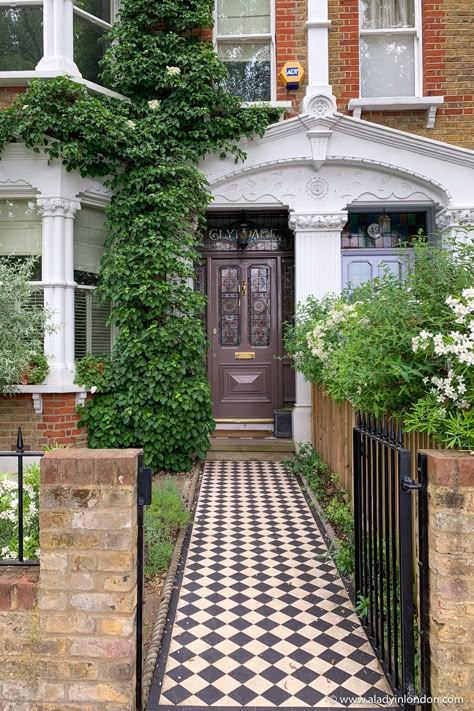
[353,414,430,710]
[0,428,42,566]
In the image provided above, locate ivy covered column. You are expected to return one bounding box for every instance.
[37,198,79,386]
[289,212,347,443]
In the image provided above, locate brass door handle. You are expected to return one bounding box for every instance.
[241,279,247,296]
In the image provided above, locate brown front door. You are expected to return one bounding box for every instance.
[209,257,278,419]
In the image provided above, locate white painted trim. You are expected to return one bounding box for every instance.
[0,71,129,101]
[72,5,112,30]
[348,96,444,128]
[17,385,87,393]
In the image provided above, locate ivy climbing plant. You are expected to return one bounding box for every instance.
[0,0,280,470]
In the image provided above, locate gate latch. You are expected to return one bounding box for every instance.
[401,476,422,492]
[138,465,153,506]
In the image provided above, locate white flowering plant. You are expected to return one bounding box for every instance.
[286,237,474,449]
[0,463,40,561]
[405,288,474,448]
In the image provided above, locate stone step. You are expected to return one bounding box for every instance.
[206,437,295,461]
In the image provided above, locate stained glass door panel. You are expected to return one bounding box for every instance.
[210,258,279,419]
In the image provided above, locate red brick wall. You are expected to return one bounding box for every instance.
[275,0,307,115]
[0,86,25,109]
[0,394,88,451]
[327,0,474,149]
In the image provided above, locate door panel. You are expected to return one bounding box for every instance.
[210,258,278,419]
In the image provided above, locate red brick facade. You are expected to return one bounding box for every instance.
[275,0,307,115]
[0,394,88,451]
[327,0,474,148]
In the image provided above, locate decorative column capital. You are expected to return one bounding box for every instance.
[435,208,474,231]
[289,212,348,233]
[37,198,81,218]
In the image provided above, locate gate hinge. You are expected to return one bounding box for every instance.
[138,465,153,506]
[401,476,422,492]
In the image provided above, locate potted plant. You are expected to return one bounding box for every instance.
[22,352,49,385]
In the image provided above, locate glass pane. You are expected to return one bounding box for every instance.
[281,261,295,327]
[74,13,108,84]
[218,42,271,101]
[219,266,240,346]
[74,289,88,359]
[0,7,43,70]
[195,263,208,333]
[248,265,271,347]
[342,213,427,248]
[361,0,414,29]
[0,200,41,256]
[348,261,373,288]
[217,0,270,35]
[74,207,107,274]
[361,34,415,97]
[74,0,111,23]
[91,291,111,354]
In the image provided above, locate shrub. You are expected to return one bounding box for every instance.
[285,237,474,449]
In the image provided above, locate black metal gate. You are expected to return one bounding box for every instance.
[136,454,152,710]
[353,414,430,710]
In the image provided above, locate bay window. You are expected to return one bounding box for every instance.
[360,0,420,97]
[74,206,112,358]
[0,5,43,71]
[216,0,274,102]
[0,0,114,89]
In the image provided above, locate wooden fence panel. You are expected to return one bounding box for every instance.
[311,383,355,497]
[311,383,437,498]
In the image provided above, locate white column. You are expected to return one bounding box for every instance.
[38,198,80,386]
[289,212,347,443]
[36,0,82,75]
[305,0,333,97]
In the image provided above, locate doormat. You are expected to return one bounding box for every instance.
[212,430,273,439]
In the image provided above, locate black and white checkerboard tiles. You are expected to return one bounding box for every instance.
[156,460,393,708]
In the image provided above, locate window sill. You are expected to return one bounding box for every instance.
[0,71,129,102]
[348,96,444,129]
[14,385,88,415]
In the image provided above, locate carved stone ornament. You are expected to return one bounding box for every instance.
[435,208,474,230]
[289,212,348,232]
[306,177,329,200]
[36,197,80,218]
[302,93,337,119]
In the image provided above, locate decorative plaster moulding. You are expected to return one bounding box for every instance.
[348,96,444,129]
[435,208,474,230]
[289,212,348,231]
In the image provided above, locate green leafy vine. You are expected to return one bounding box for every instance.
[0,0,281,470]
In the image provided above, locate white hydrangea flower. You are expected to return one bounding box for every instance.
[90,385,97,394]
[148,99,161,110]
[127,120,136,129]
[166,66,181,76]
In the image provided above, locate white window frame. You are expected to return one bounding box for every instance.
[358,0,423,98]
[214,0,276,103]
[0,0,124,99]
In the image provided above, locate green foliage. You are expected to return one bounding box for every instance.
[0,463,40,561]
[144,479,190,576]
[0,259,49,393]
[0,0,280,469]
[284,444,354,575]
[286,238,474,449]
[355,594,370,618]
[27,352,49,384]
[74,353,114,393]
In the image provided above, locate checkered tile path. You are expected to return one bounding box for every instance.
[155,460,393,707]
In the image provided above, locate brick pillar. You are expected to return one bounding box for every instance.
[39,449,140,710]
[424,450,474,708]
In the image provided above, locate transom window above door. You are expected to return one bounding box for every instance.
[215,0,274,102]
[359,0,420,97]
[341,211,427,249]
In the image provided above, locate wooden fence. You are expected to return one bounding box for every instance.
[311,382,437,499]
